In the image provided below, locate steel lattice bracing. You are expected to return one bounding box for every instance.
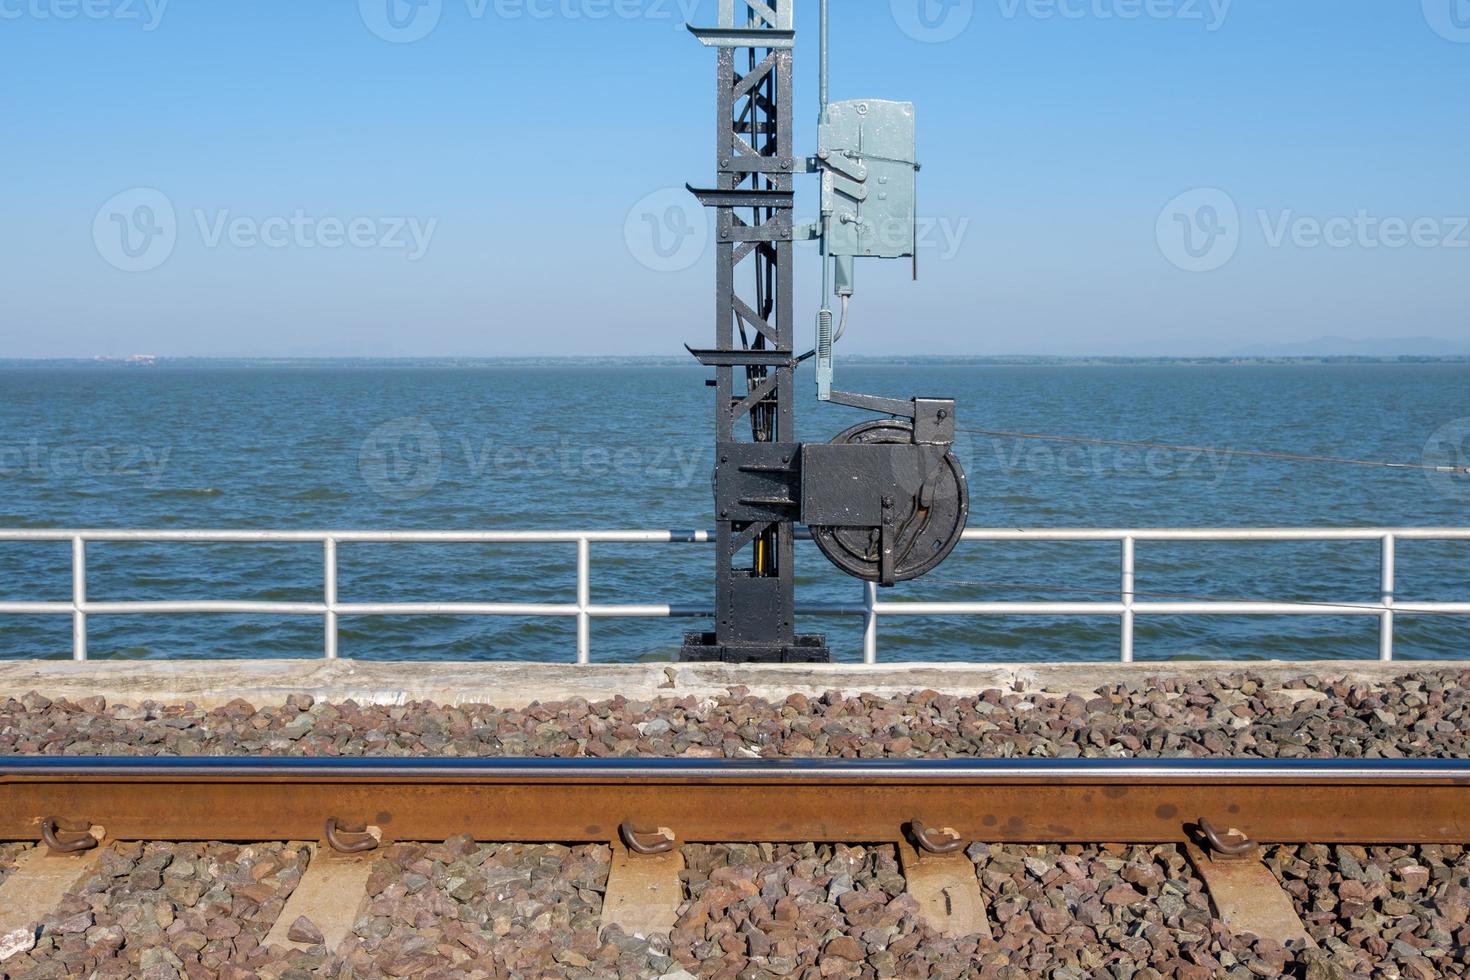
[682,0,826,662]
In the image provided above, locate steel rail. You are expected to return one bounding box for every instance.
[2,757,1467,846]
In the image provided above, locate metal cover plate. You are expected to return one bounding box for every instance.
[819,99,917,259]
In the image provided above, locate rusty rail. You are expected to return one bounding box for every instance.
[2,757,1468,848]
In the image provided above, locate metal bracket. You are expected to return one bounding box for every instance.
[323,818,379,854]
[1196,817,1257,859]
[686,25,795,49]
[816,149,869,183]
[716,443,800,523]
[827,389,920,420]
[619,821,677,855]
[41,816,98,854]
[907,818,967,855]
[686,346,796,369]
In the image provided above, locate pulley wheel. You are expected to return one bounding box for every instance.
[809,419,969,583]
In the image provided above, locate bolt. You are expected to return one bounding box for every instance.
[882,496,895,508]
[937,409,948,420]
[781,159,792,170]
[720,158,730,167]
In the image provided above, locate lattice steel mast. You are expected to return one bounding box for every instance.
[681,1,969,664]
[683,0,824,663]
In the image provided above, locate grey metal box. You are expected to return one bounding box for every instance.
[818,99,917,259]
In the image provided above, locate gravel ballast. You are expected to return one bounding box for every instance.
[11,840,1459,978]
[1263,843,1470,979]
[2,669,1468,977]
[2,670,1469,761]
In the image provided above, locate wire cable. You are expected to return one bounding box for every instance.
[833,295,849,344]
[958,428,1470,476]
[931,579,1404,614]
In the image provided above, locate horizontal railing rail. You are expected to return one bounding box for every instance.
[0,528,1467,663]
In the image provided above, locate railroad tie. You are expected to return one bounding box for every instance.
[600,828,685,940]
[262,843,376,954]
[1183,822,1314,950]
[0,827,106,961]
[896,835,992,940]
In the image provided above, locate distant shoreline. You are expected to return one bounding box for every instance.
[3,355,1469,369]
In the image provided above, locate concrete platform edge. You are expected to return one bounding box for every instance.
[0,660,1465,710]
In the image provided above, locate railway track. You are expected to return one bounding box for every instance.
[1,756,1467,966]
[2,756,1468,846]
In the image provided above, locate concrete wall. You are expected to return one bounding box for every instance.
[1,660,1464,709]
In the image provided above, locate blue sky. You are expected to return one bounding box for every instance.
[2,0,1467,357]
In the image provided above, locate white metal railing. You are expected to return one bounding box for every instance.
[1,528,1468,664]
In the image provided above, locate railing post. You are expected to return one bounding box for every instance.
[1380,534,1395,662]
[863,581,878,664]
[324,537,339,661]
[576,537,591,665]
[1120,535,1135,664]
[71,537,87,662]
